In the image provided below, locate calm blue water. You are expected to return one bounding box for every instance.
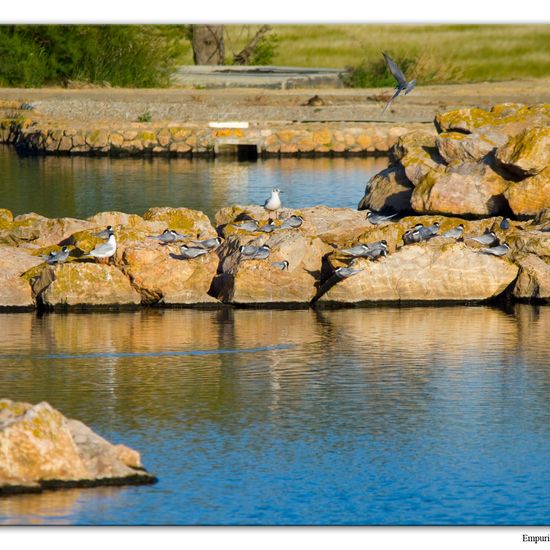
[0,145,386,220]
[0,306,549,525]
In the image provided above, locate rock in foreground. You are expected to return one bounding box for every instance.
[0,399,156,495]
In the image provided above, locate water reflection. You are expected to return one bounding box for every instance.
[0,305,549,524]
[0,146,387,220]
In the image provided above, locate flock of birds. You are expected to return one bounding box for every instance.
[40,187,518,287]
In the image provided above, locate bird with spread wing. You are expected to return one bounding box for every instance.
[381,52,417,114]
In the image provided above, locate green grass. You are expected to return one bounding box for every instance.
[177,24,550,85]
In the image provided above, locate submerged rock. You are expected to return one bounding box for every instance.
[0,399,156,495]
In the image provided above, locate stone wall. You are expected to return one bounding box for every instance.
[0,115,429,157]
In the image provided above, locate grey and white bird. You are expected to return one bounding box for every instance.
[341,240,388,257]
[277,214,304,230]
[335,266,364,279]
[264,188,282,213]
[418,222,440,240]
[179,245,209,259]
[364,247,388,260]
[340,244,371,257]
[368,239,389,251]
[148,229,190,243]
[84,232,117,260]
[441,224,465,239]
[235,219,260,232]
[500,218,510,230]
[95,225,113,239]
[190,237,222,250]
[403,225,425,244]
[469,231,499,246]
[366,211,398,225]
[381,52,417,115]
[258,220,276,233]
[272,260,289,270]
[481,243,510,256]
[240,244,271,260]
[42,246,70,265]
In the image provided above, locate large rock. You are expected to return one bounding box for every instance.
[38,263,141,308]
[435,104,550,137]
[6,213,93,247]
[121,245,219,305]
[411,161,511,217]
[504,167,550,218]
[215,231,332,304]
[216,205,372,248]
[506,229,550,259]
[513,254,550,302]
[391,129,445,186]
[0,246,43,308]
[318,240,519,304]
[0,399,155,494]
[436,131,506,164]
[357,164,413,213]
[495,127,550,177]
[143,207,216,239]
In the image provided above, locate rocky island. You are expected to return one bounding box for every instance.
[0,399,156,495]
[0,103,548,309]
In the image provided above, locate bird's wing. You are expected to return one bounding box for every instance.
[381,87,401,115]
[383,52,407,87]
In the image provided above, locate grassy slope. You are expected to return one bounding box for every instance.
[180,24,550,83]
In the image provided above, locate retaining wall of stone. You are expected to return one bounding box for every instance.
[0,116,429,157]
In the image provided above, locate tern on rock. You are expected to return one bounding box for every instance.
[191,237,222,250]
[381,52,417,115]
[470,231,499,246]
[95,226,113,239]
[235,219,260,232]
[42,246,70,265]
[179,245,209,259]
[335,266,364,279]
[440,224,465,239]
[277,215,304,230]
[272,260,289,270]
[240,244,271,260]
[366,211,398,225]
[481,243,510,256]
[148,229,190,243]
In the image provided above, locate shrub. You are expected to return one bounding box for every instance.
[0,25,188,88]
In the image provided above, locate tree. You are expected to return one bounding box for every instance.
[190,25,225,65]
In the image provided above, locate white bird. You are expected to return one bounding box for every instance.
[264,188,282,214]
[83,232,117,261]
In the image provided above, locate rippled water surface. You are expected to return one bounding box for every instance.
[0,306,549,525]
[0,145,387,220]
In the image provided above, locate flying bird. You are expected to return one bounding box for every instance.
[381,52,417,115]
